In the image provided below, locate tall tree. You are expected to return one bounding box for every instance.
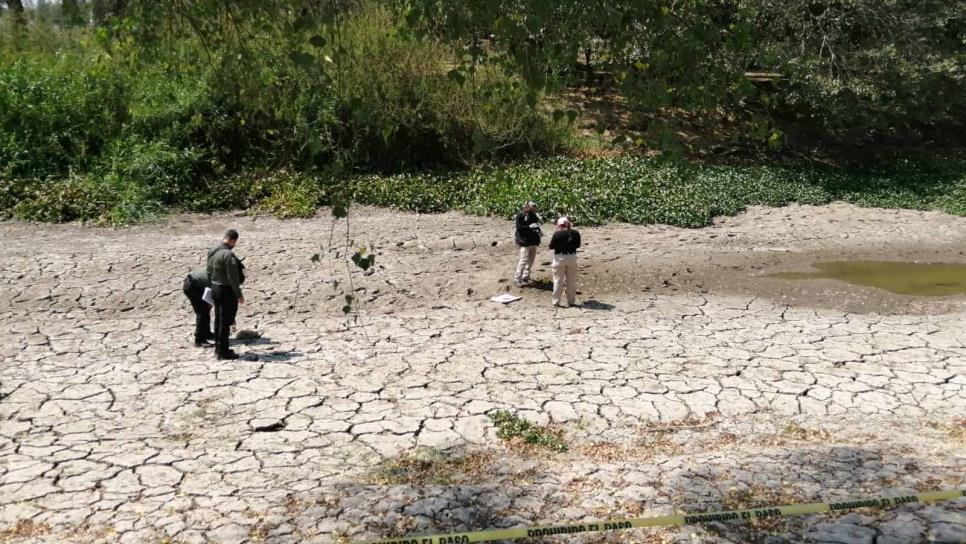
[3,0,26,27]
[62,0,84,26]
[93,0,126,25]
[92,0,107,23]
[4,0,24,16]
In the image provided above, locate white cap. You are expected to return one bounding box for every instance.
[557,216,570,226]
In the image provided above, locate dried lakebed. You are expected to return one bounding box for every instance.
[1,203,964,543]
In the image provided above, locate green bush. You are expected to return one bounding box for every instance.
[255,176,321,219]
[105,137,206,203]
[2,2,963,226]
[351,172,464,213]
[0,3,571,224]
[0,57,128,179]
[314,4,568,169]
[749,0,966,147]
[488,410,568,452]
[11,172,161,225]
[349,157,966,228]
[11,177,91,223]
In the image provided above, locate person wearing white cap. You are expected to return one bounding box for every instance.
[513,200,542,287]
[548,216,581,307]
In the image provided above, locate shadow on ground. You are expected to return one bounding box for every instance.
[665,446,965,544]
[580,299,615,311]
[251,349,304,362]
[291,446,554,542]
[292,443,964,543]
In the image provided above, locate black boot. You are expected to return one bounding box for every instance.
[217,350,239,360]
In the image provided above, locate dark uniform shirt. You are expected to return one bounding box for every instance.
[548,229,581,255]
[207,244,243,298]
[514,211,542,247]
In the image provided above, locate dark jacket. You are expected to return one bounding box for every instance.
[207,243,243,298]
[548,229,581,255]
[514,211,542,247]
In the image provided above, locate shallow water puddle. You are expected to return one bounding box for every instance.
[769,261,966,296]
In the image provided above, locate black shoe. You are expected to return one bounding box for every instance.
[217,350,239,360]
[194,340,214,348]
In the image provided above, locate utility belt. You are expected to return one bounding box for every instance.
[210,283,238,298]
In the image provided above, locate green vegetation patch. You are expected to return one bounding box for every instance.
[2,0,965,228]
[351,157,966,228]
[0,3,568,226]
[489,410,568,452]
[4,155,964,228]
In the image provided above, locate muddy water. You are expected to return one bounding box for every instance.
[769,261,966,296]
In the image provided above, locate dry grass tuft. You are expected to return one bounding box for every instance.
[926,418,966,443]
[369,448,497,486]
[283,495,339,513]
[0,519,52,541]
[578,414,735,462]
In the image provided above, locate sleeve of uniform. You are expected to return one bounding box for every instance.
[548,231,557,250]
[226,254,243,298]
[574,231,582,249]
[515,213,527,237]
[205,253,215,284]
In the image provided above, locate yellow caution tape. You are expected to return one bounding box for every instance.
[358,488,964,544]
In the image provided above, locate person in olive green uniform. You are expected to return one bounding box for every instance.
[207,229,244,360]
[182,268,213,347]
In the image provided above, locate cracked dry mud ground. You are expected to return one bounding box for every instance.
[1,203,964,544]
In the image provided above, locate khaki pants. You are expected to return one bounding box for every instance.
[515,246,537,281]
[552,254,578,306]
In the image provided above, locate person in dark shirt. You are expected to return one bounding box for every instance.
[547,216,581,307]
[207,229,244,360]
[182,268,213,347]
[513,200,542,286]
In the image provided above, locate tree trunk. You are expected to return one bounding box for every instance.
[4,0,25,27]
[62,0,84,26]
[5,0,25,16]
[92,0,108,24]
[93,0,126,25]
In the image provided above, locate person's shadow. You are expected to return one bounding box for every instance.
[524,281,613,310]
[234,335,273,345]
[255,350,304,362]
[231,335,304,362]
[525,278,553,292]
[580,299,615,311]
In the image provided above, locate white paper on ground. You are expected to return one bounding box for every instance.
[489,294,522,304]
[202,287,214,305]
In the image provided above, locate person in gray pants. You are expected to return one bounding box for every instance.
[513,200,542,287]
[548,216,581,307]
